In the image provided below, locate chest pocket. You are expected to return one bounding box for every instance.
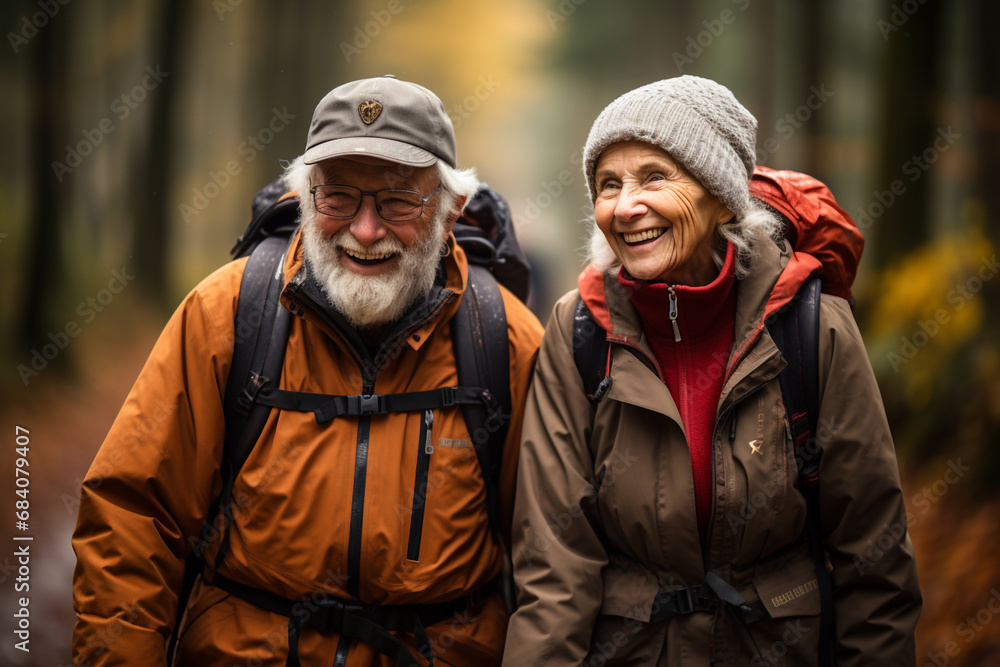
[728,384,807,562]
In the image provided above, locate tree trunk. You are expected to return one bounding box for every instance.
[129,0,184,308]
[20,3,67,351]
[870,0,944,266]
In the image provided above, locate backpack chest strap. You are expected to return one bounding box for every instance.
[211,572,496,667]
[252,385,499,425]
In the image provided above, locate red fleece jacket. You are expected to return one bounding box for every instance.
[618,243,737,537]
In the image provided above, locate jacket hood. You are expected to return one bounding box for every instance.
[749,166,863,302]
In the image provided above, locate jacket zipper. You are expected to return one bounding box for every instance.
[287,278,456,666]
[406,409,434,561]
[703,357,776,572]
[346,376,375,600]
[668,286,681,342]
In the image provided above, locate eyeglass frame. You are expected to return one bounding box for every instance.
[309,184,441,222]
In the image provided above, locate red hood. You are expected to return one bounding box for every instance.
[578,166,863,334]
[750,166,863,302]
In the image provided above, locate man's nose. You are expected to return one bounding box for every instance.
[348,195,388,246]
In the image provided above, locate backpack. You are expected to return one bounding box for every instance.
[572,167,860,667]
[167,177,529,665]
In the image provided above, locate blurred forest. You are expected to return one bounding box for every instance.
[1,0,998,665]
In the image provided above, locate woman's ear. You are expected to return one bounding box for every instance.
[713,211,735,231]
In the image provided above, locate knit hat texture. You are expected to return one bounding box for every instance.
[583,75,758,219]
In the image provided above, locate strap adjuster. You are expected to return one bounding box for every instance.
[440,386,458,407]
[236,372,269,416]
[676,587,695,615]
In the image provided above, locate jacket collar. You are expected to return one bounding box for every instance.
[279,229,468,365]
[618,241,737,344]
[580,229,790,347]
[579,228,823,408]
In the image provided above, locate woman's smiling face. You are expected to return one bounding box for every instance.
[593,140,734,285]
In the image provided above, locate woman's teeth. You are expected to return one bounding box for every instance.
[623,228,666,244]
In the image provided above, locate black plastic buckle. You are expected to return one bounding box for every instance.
[308,598,363,633]
[236,372,269,417]
[651,586,719,623]
[692,586,720,613]
[359,394,383,416]
[676,588,696,615]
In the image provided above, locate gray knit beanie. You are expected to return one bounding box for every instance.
[583,75,757,220]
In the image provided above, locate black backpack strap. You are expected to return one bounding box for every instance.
[167,235,293,665]
[452,264,510,538]
[211,572,499,667]
[573,297,612,407]
[215,234,294,567]
[253,385,489,425]
[768,275,833,667]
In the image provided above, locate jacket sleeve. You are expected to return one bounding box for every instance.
[502,294,608,666]
[815,295,921,666]
[496,287,545,548]
[71,264,240,667]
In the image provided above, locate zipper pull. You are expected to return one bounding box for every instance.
[423,409,434,455]
[668,286,681,342]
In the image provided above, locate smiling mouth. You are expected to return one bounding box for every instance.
[342,247,399,266]
[622,228,667,245]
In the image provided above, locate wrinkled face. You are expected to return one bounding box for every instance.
[300,156,452,328]
[593,141,733,285]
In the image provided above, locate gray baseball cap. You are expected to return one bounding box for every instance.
[303,76,457,168]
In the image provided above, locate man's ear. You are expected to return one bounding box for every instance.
[443,195,468,236]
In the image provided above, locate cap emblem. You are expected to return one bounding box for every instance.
[358,100,382,125]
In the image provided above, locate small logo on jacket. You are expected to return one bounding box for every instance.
[749,439,762,455]
[438,438,469,449]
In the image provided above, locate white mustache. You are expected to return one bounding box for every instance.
[332,231,404,257]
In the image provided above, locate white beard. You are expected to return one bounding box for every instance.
[300,209,446,329]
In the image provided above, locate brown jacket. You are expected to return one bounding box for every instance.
[72,231,543,666]
[503,232,920,666]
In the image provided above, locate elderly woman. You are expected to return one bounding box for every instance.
[502,76,920,665]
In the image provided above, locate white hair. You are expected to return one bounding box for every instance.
[434,160,480,217]
[586,196,783,280]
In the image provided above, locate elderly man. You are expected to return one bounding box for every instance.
[72,76,543,666]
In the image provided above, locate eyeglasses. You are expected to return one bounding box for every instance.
[310,184,440,222]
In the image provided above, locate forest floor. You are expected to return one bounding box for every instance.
[1,321,998,666]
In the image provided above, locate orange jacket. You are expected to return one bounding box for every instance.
[71,230,543,666]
